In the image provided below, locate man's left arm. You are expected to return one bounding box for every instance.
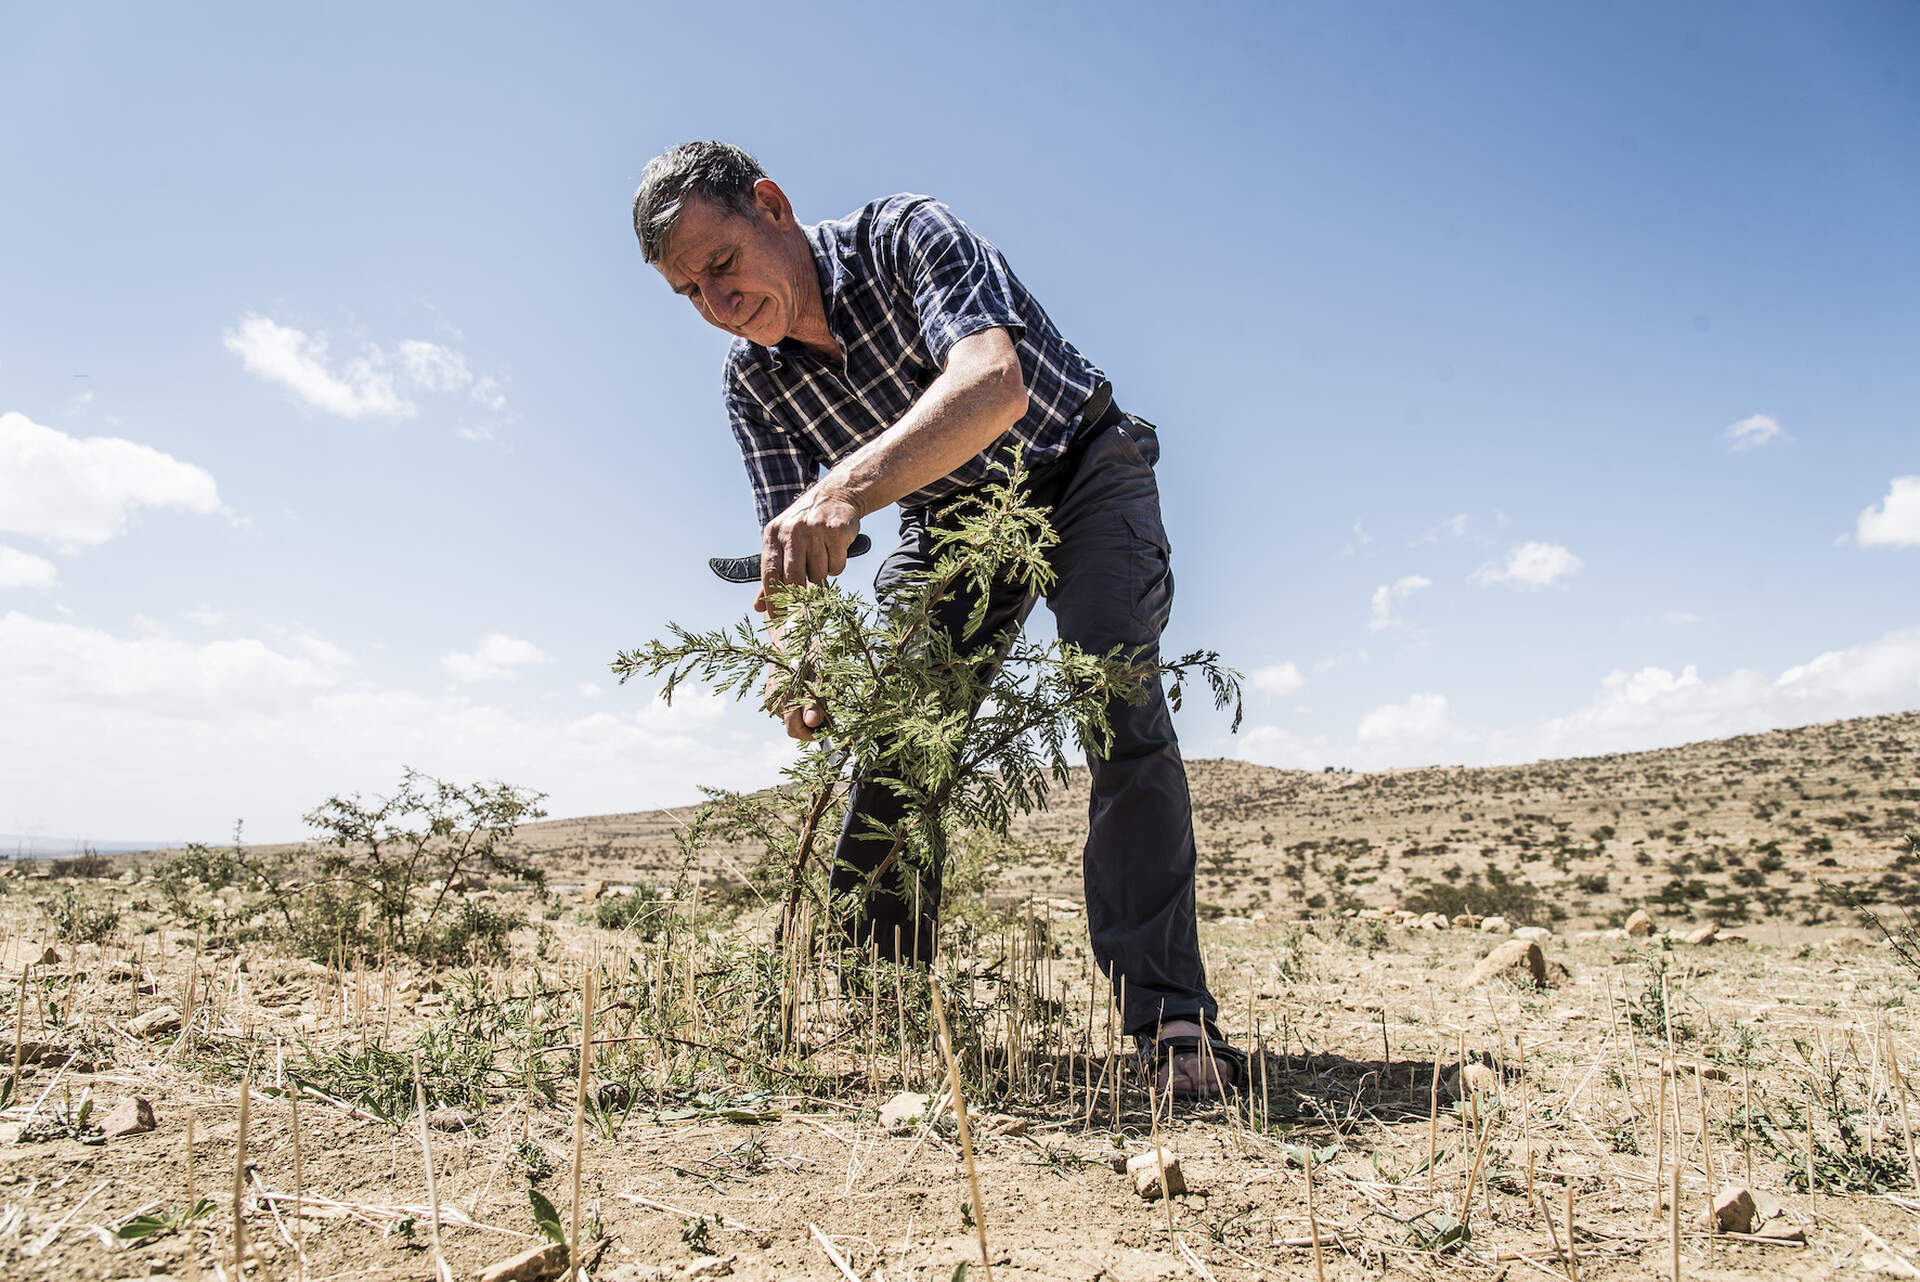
[757,327,1027,598]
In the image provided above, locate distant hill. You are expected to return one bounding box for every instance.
[501,709,1920,930]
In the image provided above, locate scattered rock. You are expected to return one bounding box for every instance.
[982,1114,1028,1137]
[594,1080,633,1111]
[878,1091,931,1133]
[1479,916,1510,934]
[1624,909,1654,937]
[126,1006,182,1039]
[37,947,61,967]
[1685,922,1719,946]
[1512,926,1553,943]
[1754,1222,1805,1243]
[683,1258,734,1279]
[1750,1188,1784,1222]
[427,1108,480,1133]
[1448,1062,1502,1103]
[1465,939,1546,988]
[1450,914,1478,929]
[1859,1226,1918,1276]
[1702,1184,1755,1234]
[1127,1147,1186,1199]
[1416,912,1448,931]
[476,1241,569,1282]
[100,1096,156,1139]
[581,878,604,902]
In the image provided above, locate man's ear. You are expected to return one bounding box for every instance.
[754,178,794,227]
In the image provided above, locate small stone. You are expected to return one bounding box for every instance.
[1127,1147,1185,1198]
[1512,925,1553,943]
[983,1114,1027,1137]
[1624,909,1654,937]
[1452,1062,1502,1103]
[1685,922,1719,945]
[1859,1227,1915,1273]
[1465,939,1546,988]
[127,1006,182,1038]
[1754,1222,1805,1243]
[581,878,604,902]
[427,1107,480,1133]
[878,1091,930,1132]
[1750,1188,1784,1222]
[683,1258,734,1279]
[38,947,61,966]
[594,1080,632,1111]
[101,1096,156,1138]
[1702,1184,1755,1234]
[1450,914,1478,929]
[1479,916,1510,934]
[475,1241,569,1282]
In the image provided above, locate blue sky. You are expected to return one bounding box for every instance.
[3,1,1916,844]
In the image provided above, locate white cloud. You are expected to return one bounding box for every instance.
[0,412,223,551]
[224,315,415,420]
[441,633,550,683]
[577,682,604,698]
[225,317,508,424]
[1491,625,1920,760]
[1859,477,1920,548]
[397,340,472,393]
[1410,513,1473,547]
[1248,662,1304,696]
[1356,692,1453,742]
[0,547,57,590]
[0,611,790,839]
[1238,723,1334,769]
[1367,575,1431,632]
[1471,541,1582,590]
[1723,413,1785,452]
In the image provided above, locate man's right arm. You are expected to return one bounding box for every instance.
[725,371,829,740]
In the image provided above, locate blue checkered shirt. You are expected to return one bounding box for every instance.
[724,194,1106,528]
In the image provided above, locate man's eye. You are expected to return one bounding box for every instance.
[714,256,733,273]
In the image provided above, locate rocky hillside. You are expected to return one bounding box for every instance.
[508,709,1920,931]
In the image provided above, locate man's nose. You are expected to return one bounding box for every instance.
[704,282,742,325]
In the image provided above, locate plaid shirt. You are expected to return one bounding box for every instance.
[724,194,1106,528]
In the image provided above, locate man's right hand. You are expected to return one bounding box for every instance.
[764,661,829,741]
[755,488,861,614]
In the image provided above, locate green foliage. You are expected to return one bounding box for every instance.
[296,769,546,963]
[43,886,120,945]
[529,1188,566,1245]
[612,453,1241,952]
[154,773,543,964]
[1403,865,1546,925]
[114,1198,217,1242]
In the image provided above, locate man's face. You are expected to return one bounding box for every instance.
[657,183,806,347]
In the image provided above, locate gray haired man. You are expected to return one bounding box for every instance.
[633,140,1243,1096]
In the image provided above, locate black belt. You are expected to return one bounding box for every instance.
[1023,380,1125,502]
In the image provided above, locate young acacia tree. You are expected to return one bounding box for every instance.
[613,456,1242,986]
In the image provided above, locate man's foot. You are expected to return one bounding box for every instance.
[1150,1018,1240,1097]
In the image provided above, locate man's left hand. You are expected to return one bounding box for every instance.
[755,488,861,612]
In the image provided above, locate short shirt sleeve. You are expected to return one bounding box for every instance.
[724,360,816,529]
[888,197,1028,370]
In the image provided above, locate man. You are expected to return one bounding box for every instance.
[632,141,1242,1096]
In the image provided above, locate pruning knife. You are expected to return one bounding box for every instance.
[707,533,873,584]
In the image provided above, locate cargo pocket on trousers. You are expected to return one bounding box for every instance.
[1124,511,1174,631]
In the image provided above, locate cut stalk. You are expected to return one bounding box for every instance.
[928,976,992,1281]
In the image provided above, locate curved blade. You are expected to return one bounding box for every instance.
[709,533,873,584]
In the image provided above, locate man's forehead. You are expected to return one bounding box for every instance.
[660,198,745,279]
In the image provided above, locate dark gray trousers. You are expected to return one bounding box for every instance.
[827,417,1218,1036]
